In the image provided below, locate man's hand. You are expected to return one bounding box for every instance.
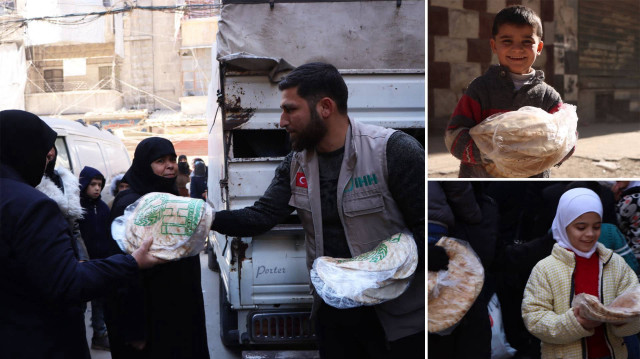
[573,306,601,329]
[131,238,166,269]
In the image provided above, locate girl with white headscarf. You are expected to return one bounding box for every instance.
[522,188,640,359]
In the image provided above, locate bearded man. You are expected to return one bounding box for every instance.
[210,62,425,359]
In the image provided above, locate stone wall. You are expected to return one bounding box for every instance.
[121,2,155,109]
[121,0,182,111]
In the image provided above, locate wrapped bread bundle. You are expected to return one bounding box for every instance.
[428,237,484,333]
[111,192,215,260]
[469,104,578,177]
[571,286,640,324]
[310,232,418,309]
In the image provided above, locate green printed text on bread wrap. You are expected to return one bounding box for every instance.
[112,192,215,260]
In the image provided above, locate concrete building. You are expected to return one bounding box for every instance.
[20,0,125,116]
[0,0,27,110]
[428,0,640,131]
[0,0,219,158]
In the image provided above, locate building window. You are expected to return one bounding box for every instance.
[181,56,208,96]
[44,69,63,92]
[99,66,113,90]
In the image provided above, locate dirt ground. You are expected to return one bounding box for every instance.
[428,122,640,179]
[429,157,640,179]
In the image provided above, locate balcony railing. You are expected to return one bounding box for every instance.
[28,77,117,94]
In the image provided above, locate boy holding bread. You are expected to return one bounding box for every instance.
[445,5,573,178]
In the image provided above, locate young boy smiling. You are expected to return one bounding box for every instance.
[445,5,571,178]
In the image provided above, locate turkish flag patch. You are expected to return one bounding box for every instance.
[295,172,308,188]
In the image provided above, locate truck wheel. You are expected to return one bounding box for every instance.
[208,245,219,272]
[219,278,239,347]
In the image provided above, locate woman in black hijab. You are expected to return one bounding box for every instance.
[105,137,210,359]
[0,110,159,359]
[0,110,55,187]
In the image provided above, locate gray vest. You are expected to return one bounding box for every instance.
[288,117,424,341]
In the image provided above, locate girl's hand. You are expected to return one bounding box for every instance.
[573,307,601,329]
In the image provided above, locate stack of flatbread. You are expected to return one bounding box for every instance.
[469,104,577,177]
[428,237,484,333]
[310,232,418,308]
[116,192,214,260]
[572,286,640,324]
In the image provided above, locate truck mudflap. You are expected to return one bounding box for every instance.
[242,350,320,359]
[248,310,316,344]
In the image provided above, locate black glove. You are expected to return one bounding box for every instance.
[428,244,449,271]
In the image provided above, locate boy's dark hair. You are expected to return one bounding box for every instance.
[278,62,348,115]
[492,5,543,39]
[92,174,105,189]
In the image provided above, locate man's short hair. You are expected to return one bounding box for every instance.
[492,5,543,39]
[278,62,349,114]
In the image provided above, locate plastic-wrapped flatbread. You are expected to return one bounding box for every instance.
[310,232,418,309]
[572,286,640,324]
[428,237,484,333]
[469,104,578,177]
[111,192,214,260]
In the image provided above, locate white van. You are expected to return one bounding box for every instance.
[42,117,131,204]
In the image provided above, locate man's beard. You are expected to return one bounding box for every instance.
[290,107,328,152]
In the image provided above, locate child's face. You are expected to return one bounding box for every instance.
[118,182,129,193]
[566,212,602,253]
[86,179,103,199]
[490,24,543,75]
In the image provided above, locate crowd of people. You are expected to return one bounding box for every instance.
[0,61,425,359]
[429,181,640,359]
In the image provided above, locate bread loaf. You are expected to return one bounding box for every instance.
[572,286,640,324]
[123,192,214,260]
[428,237,484,333]
[310,233,418,308]
[469,105,578,177]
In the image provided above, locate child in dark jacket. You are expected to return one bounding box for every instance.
[445,5,571,178]
[78,166,112,351]
[190,160,208,200]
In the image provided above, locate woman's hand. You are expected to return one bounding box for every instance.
[573,306,601,329]
[131,237,166,269]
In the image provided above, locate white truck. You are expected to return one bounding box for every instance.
[43,117,131,205]
[205,0,425,348]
